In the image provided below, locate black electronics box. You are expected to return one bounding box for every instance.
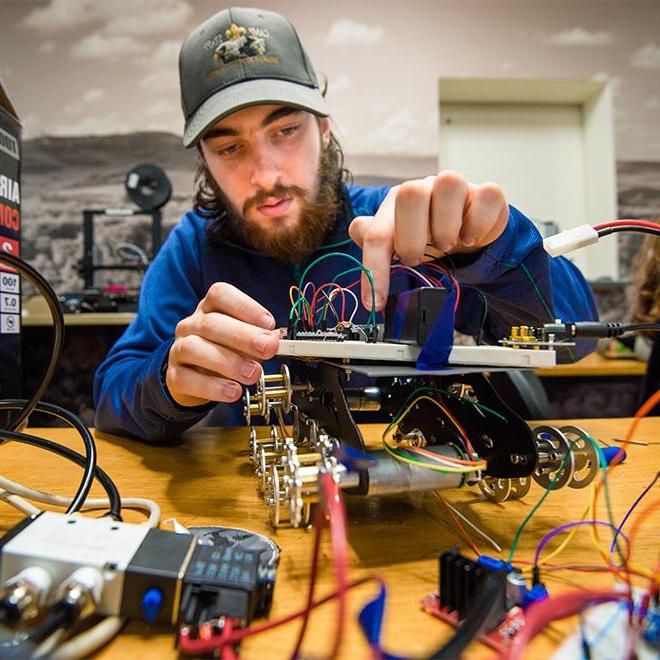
[0,79,22,412]
[384,287,449,346]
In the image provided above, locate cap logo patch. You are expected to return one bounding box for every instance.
[204,23,279,74]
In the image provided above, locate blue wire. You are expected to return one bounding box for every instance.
[589,602,626,651]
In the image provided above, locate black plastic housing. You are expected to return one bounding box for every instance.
[384,287,449,345]
[439,550,507,632]
[178,543,276,627]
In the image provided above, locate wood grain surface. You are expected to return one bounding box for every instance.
[535,352,647,377]
[1,418,658,659]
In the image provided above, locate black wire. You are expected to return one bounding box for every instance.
[458,284,489,345]
[598,226,660,239]
[26,601,77,643]
[0,400,96,514]
[622,323,660,333]
[421,252,490,344]
[428,570,505,659]
[0,429,122,520]
[0,251,65,433]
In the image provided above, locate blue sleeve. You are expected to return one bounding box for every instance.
[450,206,598,362]
[93,213,215,443]
[346,184,391,216]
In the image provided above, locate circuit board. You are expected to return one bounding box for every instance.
[277,338,556,368]
[421,594,525,653]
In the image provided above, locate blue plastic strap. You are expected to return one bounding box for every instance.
[388,289,414,341]
[358,583,387,645]
[416,287,456,370]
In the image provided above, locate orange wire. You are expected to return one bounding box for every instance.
[432,492,481,556]
[625,389,660,441]
[591,388,659,576]
[434,397,477,458]
[409,446,485,466]
[627,497,660,568]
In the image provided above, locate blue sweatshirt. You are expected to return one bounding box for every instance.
[93,183,598,443]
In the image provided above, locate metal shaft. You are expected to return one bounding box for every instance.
[364,446,469,495]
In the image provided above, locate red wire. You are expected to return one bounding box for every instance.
[593,219,660,231]
[178,472,354,659]
[324,472,350,658]
[419,262,461,311]
[503,589,629,660]
[177,577,385,655]
[221,618,238,660]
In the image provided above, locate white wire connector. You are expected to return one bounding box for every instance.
[543,224,599,257]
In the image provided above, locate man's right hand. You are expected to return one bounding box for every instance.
[165,282,280,407]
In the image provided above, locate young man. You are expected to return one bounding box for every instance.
[94,7,597,443]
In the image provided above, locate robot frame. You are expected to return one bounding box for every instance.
[242,322,600,529]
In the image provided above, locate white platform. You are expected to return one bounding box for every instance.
[277,339,556,368]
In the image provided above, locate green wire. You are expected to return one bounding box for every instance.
[288,291,313,321]
[318,236,353,250]
[579,432,625,563]
[316,268,363,324]
[508,431,624,567]
[507,449,572,563]
[295,252,377,326]
[381,386,507,443]
[383,441,467,474]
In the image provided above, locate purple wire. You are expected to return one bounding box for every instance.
[534,520,630,566]
[610,471,659,553]
[389,265,434,287]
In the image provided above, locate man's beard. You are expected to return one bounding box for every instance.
[217,148,340,265]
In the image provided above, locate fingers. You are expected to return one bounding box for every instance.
[169,282,280,407]
[166,363,243,405]
[177,312,279,361]
[199,281,276,329]
[426,174,507,253]
[429,171,469,253]
[394,178,433,265]
[349,188,397,311]
[170,334,263,385]
[461,182,508,248]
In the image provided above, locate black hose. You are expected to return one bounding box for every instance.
[0,401,97,515]
[0,252,65,433]
[0,429,122,520]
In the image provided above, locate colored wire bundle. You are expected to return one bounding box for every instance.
[593,219,660,238]
[290,252,377,328]
[289,252,463,331]
[381,389,486,474]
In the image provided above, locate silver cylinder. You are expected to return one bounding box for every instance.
[345,387,382,411]
[365,446,470,495]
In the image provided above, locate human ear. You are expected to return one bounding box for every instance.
[318,117,331,148]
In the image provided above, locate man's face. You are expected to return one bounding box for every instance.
[200,104,332,241]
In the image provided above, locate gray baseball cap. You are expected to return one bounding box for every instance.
[179,6,329,147]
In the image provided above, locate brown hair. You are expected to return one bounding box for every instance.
[631,235,660,328]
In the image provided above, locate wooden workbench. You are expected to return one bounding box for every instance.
[535,352,647,377]
[1,418,658,658]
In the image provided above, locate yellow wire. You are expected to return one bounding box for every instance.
[382,441,481,474]
[519,502,589,575]
[588,480,655,581]
[288,285,299,307]
[382,395,485,469]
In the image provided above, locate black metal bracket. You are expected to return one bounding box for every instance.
[288,361,537,478]
[78,208,162,289]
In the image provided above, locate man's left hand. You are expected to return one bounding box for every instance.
[348,170,509,311]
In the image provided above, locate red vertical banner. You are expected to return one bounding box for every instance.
[0,81,22,404]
